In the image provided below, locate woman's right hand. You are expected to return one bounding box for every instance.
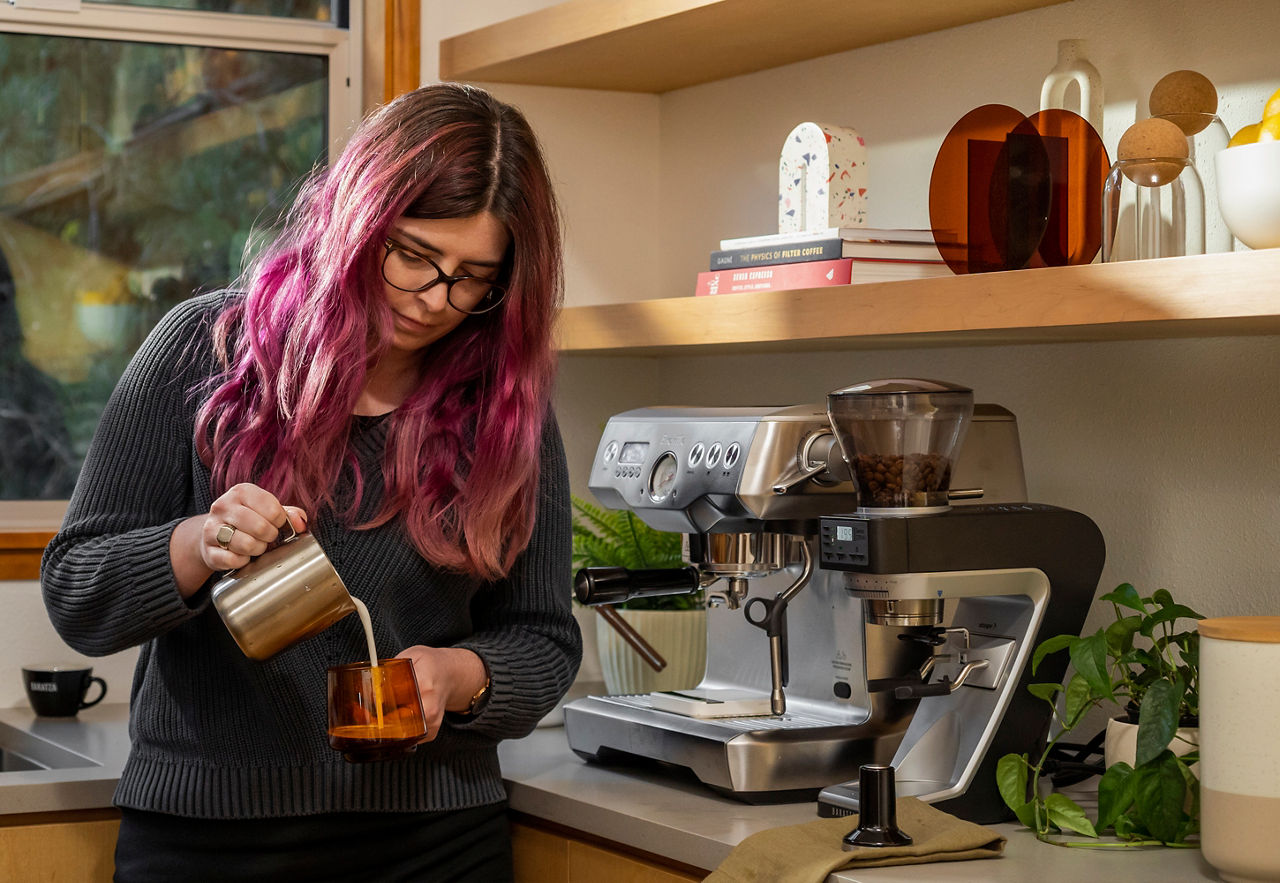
[169,483,308,598]
[200,483,308,571]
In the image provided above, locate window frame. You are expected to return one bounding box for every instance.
[0,3,362,526]
[0,3,362,160]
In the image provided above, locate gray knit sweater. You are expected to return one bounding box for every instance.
[41,291,581,818]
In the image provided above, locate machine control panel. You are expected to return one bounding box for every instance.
[819,517,869,566]
[586,406,861,534]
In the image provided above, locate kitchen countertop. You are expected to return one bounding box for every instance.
[0,702,129,815]
[0,699,1216,881]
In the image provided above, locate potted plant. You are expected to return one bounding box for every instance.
[571,495,706,694]
[997,582,1204,847]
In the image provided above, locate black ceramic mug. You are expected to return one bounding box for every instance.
[22,664,107,717]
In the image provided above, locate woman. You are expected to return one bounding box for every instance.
[41,83,581,882]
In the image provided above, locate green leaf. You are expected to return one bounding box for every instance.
[1133,751,1189,843]
[1118,648,1158,669]
[1136,677,1183,767]
[1151,588,1175,609]
[1112,812,1138,840]
[1096,763,1137,832]
[1027,682,1062,704]
[1100,582,1145,612]
[1044,793,1098,838]
[1063,672,1096,728]
[996,754,1031,815]
[1141,604,1204,638]
[1104,615,1143,655]
[1069,631,1114,702]
[1031,634,1075,675]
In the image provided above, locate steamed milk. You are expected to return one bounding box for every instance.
[351,598,383,727]
[351,598,380,668]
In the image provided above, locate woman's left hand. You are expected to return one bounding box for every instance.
[396,645,488,741]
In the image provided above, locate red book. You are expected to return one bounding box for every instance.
[694,258,853,296]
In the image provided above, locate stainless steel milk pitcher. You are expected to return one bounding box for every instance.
[211,524,356,660]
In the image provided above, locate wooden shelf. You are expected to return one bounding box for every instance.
[556,250,1280,355]
[439,0,1070,93]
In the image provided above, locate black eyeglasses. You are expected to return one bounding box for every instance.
[381,239,507,315]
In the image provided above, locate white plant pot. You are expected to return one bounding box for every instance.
[595,608,707,695]
[573,603,603,683]
[1104,716,1200,776]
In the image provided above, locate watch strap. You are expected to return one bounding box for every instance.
[465,675,491,717]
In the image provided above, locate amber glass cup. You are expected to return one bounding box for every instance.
[326,658,427,763]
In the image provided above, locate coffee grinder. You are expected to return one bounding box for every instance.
[814,379,1105,821]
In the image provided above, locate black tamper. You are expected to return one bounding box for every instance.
[842,764,913,850]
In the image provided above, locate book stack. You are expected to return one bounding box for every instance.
[694,227,952,296]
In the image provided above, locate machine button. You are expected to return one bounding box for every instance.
[723,442,741,468]
[689,442,705,467]
[833,681,852,699]
[706,443,722,468]
[603,441,619,462]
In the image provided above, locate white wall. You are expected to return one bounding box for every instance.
[0,580,138,709]
[424,0,1280,647]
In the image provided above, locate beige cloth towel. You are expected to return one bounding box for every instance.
[704,798,1006,883]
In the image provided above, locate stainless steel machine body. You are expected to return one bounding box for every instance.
[563,400,1076,809]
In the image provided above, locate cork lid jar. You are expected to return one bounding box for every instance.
[1199,616,1280,643]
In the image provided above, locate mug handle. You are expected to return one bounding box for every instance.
[80,676,107,710]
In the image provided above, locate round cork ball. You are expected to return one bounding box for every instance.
[1117,117,1190,185]
[1149,70,1218,134]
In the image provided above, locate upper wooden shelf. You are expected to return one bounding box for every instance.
[556,250,1280,355]
[439,0,1070,93]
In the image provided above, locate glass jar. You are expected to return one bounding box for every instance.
[1102,157,1205,261]
[1153,111,1234,253]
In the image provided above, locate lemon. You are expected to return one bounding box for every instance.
[1259,115,1280,142]
[1264,86,1280,121]
[1229,121,1263,147]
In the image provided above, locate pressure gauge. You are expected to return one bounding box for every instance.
[647,451,679,502]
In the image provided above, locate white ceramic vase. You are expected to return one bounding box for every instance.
[595,608,707,695]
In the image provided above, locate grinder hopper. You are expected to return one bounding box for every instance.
[827,378,975,516]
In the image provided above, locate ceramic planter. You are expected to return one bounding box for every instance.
[1104,716,1200,775]
[595,608,707,695]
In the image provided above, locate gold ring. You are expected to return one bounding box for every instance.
[215,524,236,550]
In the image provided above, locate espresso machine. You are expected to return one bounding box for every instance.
[562,379,1104,819]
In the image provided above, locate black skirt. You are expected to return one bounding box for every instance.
[113,801,513,883]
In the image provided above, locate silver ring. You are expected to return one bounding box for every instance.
[215,524,237,550]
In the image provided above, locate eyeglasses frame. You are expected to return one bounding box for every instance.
[381,239,507,315]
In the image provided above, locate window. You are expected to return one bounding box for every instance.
[84,0,339,19]
[0,5,359,499]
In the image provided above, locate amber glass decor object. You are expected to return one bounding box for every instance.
[929,104,1108,274]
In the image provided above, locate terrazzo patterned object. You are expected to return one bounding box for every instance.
[778,122,868,234]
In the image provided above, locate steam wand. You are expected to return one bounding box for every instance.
[744,540,813,715]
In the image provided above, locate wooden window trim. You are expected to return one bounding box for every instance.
[0,530,55,581]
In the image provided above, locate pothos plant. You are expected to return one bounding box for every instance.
[570,495,703,611]
[998,583,1204,847]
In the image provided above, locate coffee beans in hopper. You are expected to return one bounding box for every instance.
[854,453,952,508]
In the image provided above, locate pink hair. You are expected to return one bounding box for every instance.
[195,84,562,579]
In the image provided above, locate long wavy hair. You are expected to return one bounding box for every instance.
[194,83,563,579]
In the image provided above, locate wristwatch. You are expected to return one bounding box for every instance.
[465,674,491,717]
